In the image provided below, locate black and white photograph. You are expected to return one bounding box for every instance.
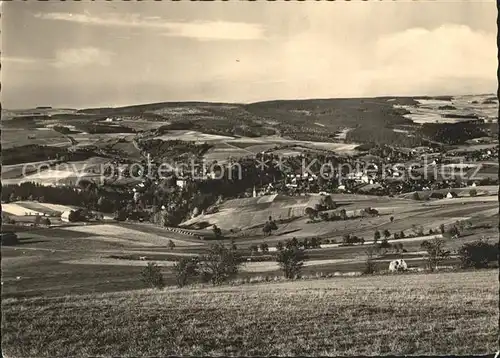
[1,1,499,356]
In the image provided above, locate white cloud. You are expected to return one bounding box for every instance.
[360,24,496,95]
[53,47,112,68]
[2,56,40,64]
[34,12,265,41]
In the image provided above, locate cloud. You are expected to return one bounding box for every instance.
[360,24,496,95]
[2,56,40,65]
[34,12,265,41]
[53,47,112,68]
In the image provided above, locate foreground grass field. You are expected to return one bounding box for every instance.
[2,270,497,356]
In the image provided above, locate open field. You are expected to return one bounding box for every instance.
[183,192,498,242]
[2,270,497,356]
[394,94,498,124]
[1,127,72,149]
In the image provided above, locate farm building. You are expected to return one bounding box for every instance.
[61,211,72,222]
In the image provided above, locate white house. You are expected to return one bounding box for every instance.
[445,192,456,199]
[61,211,72,222]
[176,179,186,188]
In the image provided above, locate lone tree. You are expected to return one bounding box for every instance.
[400,230,405,238]
[249,244,259,255]
[439,223,446,234]
[173,257,199,288]
[212,224,222,239]
[276,239,306,279]
[363,247,377,275]
[141,262,165,289]
[259,242,269,253]
[444,226,460,239]
[420,238,450,271]
[263,217,278,236]
[374,230,381,243]
[199,243,242,285]
[390,216,394,222]
[275,241,284,251]
[469,188,477,197]
[379,238,391,254]
[383,229,391,240]
[319,195,336,211]
[339,209,348,220]
[305,207,318,220]
[168,240,176,250]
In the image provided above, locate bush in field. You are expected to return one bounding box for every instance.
[173,257,199,288]
[305,207,318,220]
[383,229,391,239]
[374,230,381,243]
[339,209,348,220]
[469,188,477,197]
[378,238,391,253]
[363,247,377,275]
[141,262,165,289]
[439,223,446,234]
[212,224,222,239]
[420,237,451,271]
[276,239,306,279]
[413,192,420,201]
[249,244,259,255]
[443,226,460,239]
[390,216,394,222]
[259,242,269,253]
[199,243,242,285]
[458,239,498,269]
[310,237,321,248]
[319,212,329,221]
[275,241,284,251]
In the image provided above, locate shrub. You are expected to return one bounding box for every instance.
[443,226,460,239]
[374,230,381,243]
[168,240,176,250]
[420,237,450,271]
[199,243,242,285]
[212,224,222,239]
[259,242,269,253]
[141,262,165,289]
[458,239,498,269]
[319,212,329,221]
[383,229,391,239]
[363,247,377,275]
[469,188,477,197]
[173,257,199,288]
[249,244,259,254]
[276,240,306,279]
[305,207,318,220]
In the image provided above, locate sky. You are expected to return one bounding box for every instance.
[2,1,497,109]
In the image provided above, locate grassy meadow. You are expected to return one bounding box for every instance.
[2,270,498,356]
